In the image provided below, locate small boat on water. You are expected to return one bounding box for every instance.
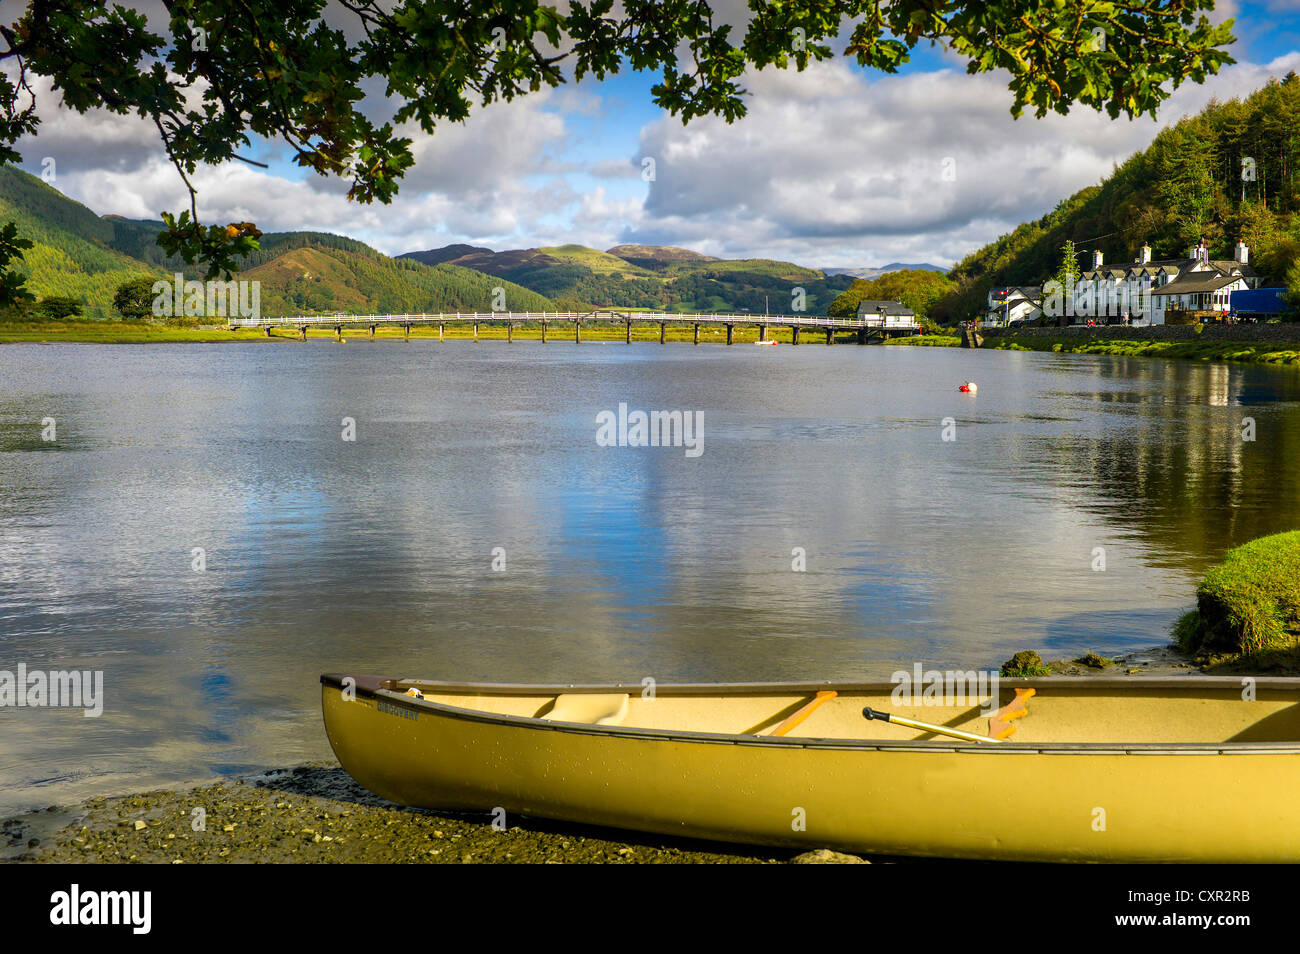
[754,339,778,346]
[320,673,1300,862]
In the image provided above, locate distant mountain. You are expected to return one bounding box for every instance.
[399,243,494,267]
[0,166,554,318]
[398,242,855,313]
[822,263,948,279]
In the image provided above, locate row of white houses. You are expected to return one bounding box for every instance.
[986,241,1262,325]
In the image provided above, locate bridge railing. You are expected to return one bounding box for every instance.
[227,310,919,330]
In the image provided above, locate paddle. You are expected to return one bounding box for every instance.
[862,707,1002,744]
[862,688,1037,744]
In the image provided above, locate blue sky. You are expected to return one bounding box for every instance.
[9,0,1300,269]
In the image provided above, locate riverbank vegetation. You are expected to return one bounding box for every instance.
[984,332,1300,365]
[1173,531,1300,668]
[828,268,957,320]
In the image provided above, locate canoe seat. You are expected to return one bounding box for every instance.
[540,693,629,726]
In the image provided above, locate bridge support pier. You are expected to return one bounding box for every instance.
[507,323,513,343]
[574,320,581,343]
[541,321,547,343]
[473,323,478,342]
[300,326,307,341]
[265,326,273,337]
[369,324,376,340]
[758,324,766,341]
[791,327,799,345]
[693,323,699,345]
[438,323,444,342]
[659,322,665,344]
[626,320,631,344]
[727,324,734,345]
[825,329,833,345]
[335,325,342,342]
[404,324,410,341]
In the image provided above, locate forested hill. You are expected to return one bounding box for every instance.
[400,243,856,313]
[937,73,1300,320]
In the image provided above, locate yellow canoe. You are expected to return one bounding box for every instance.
[320,673,1300,862]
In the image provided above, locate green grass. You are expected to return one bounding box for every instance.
[1174,531,1300,659]
[0,319,272,343]
[882,334,960,347]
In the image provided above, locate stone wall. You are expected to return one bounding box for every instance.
[982,323,1300,344]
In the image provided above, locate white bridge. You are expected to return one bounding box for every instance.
[228,309,921,344]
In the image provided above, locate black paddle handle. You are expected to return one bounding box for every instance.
[862,706,893,723]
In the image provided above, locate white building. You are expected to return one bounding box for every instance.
[855,299,919,329]
[1076,241,1258,325]
[985,286,1043,325]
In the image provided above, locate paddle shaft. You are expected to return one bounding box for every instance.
[862,707,1001,744]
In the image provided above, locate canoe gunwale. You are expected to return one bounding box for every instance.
[319,674,1300,756]
[321,672,1300,694]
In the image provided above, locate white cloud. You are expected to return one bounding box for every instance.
[621,51,1300,267]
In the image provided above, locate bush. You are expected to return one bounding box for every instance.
[113,275,159,320]
[34,295,84,320]
[1176,531,1300,657]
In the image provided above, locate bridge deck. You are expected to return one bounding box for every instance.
[228,310,920,332]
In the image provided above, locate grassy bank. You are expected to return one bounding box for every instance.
[985,331,1300,365]
[1174,530,1300,669]
[882,334,961,347]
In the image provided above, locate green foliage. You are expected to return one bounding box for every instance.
[0,219,33,305]
[939,73,1300,321]
[113,275,160,320]
[157,211,263,280]
[828,269,956,319]
[1286,259,1300,315]
[34,294,83,319]
[0,0,1236,295]
[1176,531,1300,658]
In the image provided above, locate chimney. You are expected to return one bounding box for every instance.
[1235,240,1249,264]
[1138,244,1151,264]
[1092,250,1104,269]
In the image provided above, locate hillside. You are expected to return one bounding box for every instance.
[241,235,555,315]
[0,166,164,319]
[937,73,1300,321]
[399,242,855,313]
[0,166,554,319]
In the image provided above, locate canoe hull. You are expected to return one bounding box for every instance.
[321,677,1300,862]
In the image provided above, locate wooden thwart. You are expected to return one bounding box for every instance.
[768,690,838,737]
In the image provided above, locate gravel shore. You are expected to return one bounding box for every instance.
[3,764,809,864]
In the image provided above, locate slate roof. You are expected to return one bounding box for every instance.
[1149,272,1245,296]
[856,299,915,317]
